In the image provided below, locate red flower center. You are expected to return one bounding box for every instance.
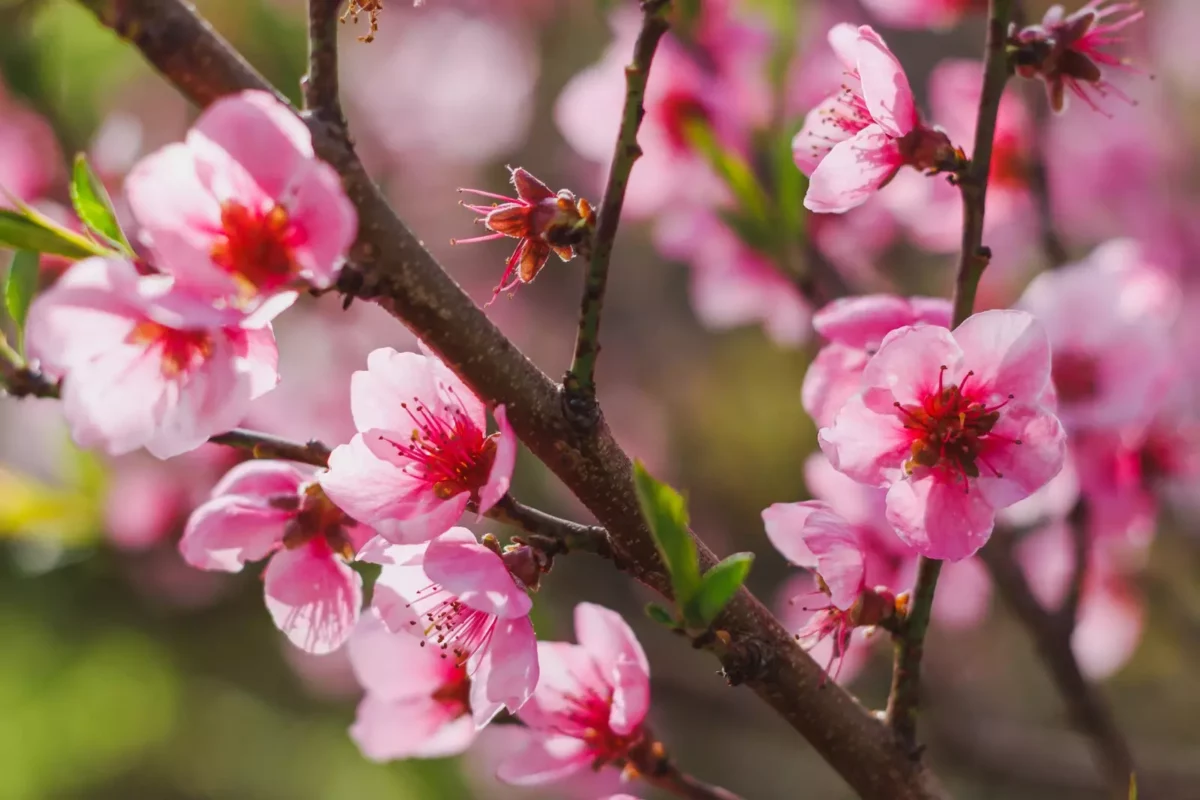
[895,367,1017,487]
[431,667,472,718]
[127,321,213,378]
[210,201,298,295]
[1052,350,1100,404]
[277,482,358,558]
[407,584,498,668]
[989,129,1028,189]
[555,686,640,765]
[384,398,497,500]
[657,89,710,153]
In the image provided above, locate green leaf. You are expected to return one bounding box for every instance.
[685,552,755,628]
[5,250,39,352]
[633,461,701,605]
[1129,773,1137,800]
[0,208,109,260]
[644,602,677,627]
[684,119,771,224]
[70,153,131,252]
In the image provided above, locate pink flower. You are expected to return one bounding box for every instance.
[802,294,951,428]
[819,310,1067,560]
[498,602,650,786]
[180,460,373,653]
[126,90,356,310]
[26,257,279,459]
[319,347,516,544]
[347,609,477,761]
[1016,240,1177,431]
[793,24,961,214]
[0,80,62,205]
[860,0,983,29]
[370,528,539,726]
[454,167,594,305]
[1012,0,1144,113]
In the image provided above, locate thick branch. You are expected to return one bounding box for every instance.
[980,537,1135,797]
[565,0,669,407]
[302,0,344,119]
[68,2,946,796]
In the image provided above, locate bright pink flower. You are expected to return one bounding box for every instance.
[347,609,478,761]
[1017,240,1177,431]
[319,347,516,544]
[180,460,373,653]
[498,602,650,786]
[803,294,951,428]
[370,528,539,726]
[26,257,279,459]
[126,90,356,311]
[793,24,961,214]
[819,310,1067,560]
[860,0,983,29]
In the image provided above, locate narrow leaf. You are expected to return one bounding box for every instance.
[0,209,108,260]
[686,552,755,629]
[644,602,676,627]
[70,153,132,252]
[5,250,39,352]
[684,119,771,223]
[633,461,701,604]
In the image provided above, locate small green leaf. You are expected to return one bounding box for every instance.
[684,119,771,224]
[644,602,677,627]
[0,208,109,260]
[685,552,755,629]
[1128,773,1137,800]
[633,461,701,605]
[5,250,39,352]
[70,153,132,252]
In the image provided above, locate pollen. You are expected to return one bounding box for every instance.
[210,201,298,297]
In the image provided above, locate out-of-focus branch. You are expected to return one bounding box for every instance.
[980,536,1135,797]
[641,763,746,800]
[564,0,670,413]
[1060,498,1089,628]
[887,0,1017,752]
[66,2,949,797]
[0,357,59,399]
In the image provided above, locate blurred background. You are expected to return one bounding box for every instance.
[2,0,1200,797]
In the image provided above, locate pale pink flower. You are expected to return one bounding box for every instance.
[793,24,961,214]
[498,602,650,786]
[819,310,1067,560]
[0,81,62,205]
[26,257,279,459]
[347,609,477,761]
[370,528,539,726]
[860,0,982,29]
[803,293,951,428]
[1017,240,1177,431]
[180,460,372,653]
[319,347,516,544]
[126,90,356,311]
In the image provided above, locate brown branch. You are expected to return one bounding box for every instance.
[1060,498,1089,628]
[302,0,345,120]
[641,764,745,800]
[68,2,947,797]
[207,429,331,467]
[484,494,617,559]
[979,536,1135,797]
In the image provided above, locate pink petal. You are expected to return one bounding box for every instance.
[350,348,440,433]
[477,404,516,515]
[853,26,916,137]
[932,556,992,629]
[59,342,170,457]
[885,475,997,560]
[423,527,532,618]
[496,733,591,786]
[801,343,871,429]
[761,502,826,567]
[285,160,357,288]
[861,324,963,407]
[264,540,362,654]
[813,294,950,349]
[347,610,460,699]
[516,641,602,732]
[804,124,904,214]
[351,694,474,762]
[953,309,1053,404]
[803,453,889,529]
[179,494,288,571]
[1073,579,1143,680]
[574,603,650,735]
[609,656,651,738]
[474,615,540,723]
[974,402,1067,510]
[818,393,912,486]
[801,519,867,611]
[827,23,863,72]
[233,326,282,400]
[792,92,870,176]
[370,559,433,633]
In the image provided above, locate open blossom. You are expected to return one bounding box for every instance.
[370,528,539,727]
[320,347,516,544]
[26,257,279,459]
[1011,0,1144,113]
[793,24,962,214]
[126,90,356,311]
[499,602,651,786]
[820,310,1067,561]
[180,460,373,653]
[347,609,478,761]
[803,294,952,428]
[454,167,594,305]
[860,0,983,29]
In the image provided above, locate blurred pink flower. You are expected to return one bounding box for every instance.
[370,528,539,726]
[859,0,982,29]
[498,603,650,786]
[347,609,477,761]
[26,257,279,459]
[802,293,951,428]
[0,81,62,205]
[320,347,516,544]
[180,460,372,653]
[819,310,1066,560]
[793,24,961,213]
[1016,239,1178,431]
[126,90,356,311]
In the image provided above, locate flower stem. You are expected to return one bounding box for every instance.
[888,0,1017,751]
[564,0,671,415]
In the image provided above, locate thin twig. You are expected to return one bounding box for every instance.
[302,0,345,120]
[887,0,1018,751]
[1060,498,1089,627]
[980,536,1135,797]
[641,763,746,800]
[207,429,331,467]
[564,0,670,412]
[484,493,617,561]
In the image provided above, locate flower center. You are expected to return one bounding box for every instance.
[127,321,213,378]
[659,90,711,153]
[556,687,639,765]
[277,482,358,558]
[430,668,472,718]
[1052,351,1100,404]
[894,367,1016,487]
[210,201,298,296]
[990,130,1028,188]
[384,398,497,500]
[407,584,498,668]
